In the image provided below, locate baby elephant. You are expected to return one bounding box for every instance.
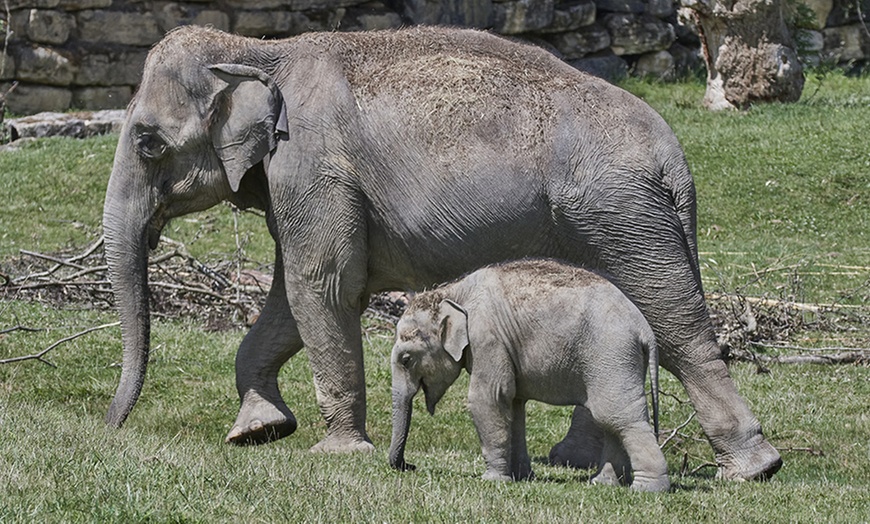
[388,258,669,492]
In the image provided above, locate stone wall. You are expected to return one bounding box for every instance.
[0,0,866,115]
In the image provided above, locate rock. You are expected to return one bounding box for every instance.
[823,24,869,62]
[645,0,674,18]
[57,0,113,9]
[340,8,404,31]
[604,13,675,55]
[669,42,703,75]
[234,10,318,37]
[825,0,870,26]
[76,10,164,46]
[25,9,76,45]
[226,0,366,8]
[73,48,148,87]
[0,52,16,81]
[400,0,494,28]
[72,86,133,110]
[7,109,126,138]
[633,49,675,78]
[594,0,645,14]
[796,28,825,65]
[155,3,231,33]
[537,0,597,34]
[492,0,555,34]
[675,6,700,46]
[7,0,60,8]
[569,51,629,81]
[545,23,612,59]
[801,0,833,29]
[3,83,73,114]
[193,10,232,31]
[14,45,76,86]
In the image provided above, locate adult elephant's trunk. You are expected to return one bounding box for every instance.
[102,141,154,428]
[389,375,419,471]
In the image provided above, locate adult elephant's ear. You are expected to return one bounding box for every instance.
[208,64,289,192]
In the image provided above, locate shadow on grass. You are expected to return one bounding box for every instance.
[530,455,720,492]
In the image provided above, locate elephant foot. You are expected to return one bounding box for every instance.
[716,436,783,481]
[630,475,671,493]
[310,433,375,454]
[548,438,602,469]
[482,470,513,482]
[225,396,297,446]
[511,467,535,481]
[589,468,622,487]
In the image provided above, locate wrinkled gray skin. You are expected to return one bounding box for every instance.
[389,259,669,492]
[102,25,781,478]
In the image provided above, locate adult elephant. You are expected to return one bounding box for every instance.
[102,25,781,480]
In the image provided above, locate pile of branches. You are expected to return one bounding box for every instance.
[707,292,870,369]
[1,236,410,334]
[2,237,867,368]
[1,236,272,331]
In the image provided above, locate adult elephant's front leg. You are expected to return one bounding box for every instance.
[227,250,304,445]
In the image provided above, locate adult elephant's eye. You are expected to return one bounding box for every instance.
[136,132,168,160]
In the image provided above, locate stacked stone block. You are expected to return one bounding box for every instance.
[0,0,866,115]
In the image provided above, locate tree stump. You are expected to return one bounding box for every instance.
[684,0,805,110]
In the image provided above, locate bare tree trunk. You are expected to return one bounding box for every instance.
[684,0,805,110]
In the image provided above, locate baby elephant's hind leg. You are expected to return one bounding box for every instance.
[587,392,670,492]
[591,433,631,487]
[620,422,670,492]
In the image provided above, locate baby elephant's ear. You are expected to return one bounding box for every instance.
[438,299,469,362]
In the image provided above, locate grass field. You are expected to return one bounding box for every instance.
[1,72,869,522]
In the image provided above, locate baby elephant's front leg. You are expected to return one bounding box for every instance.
[468,379,515,481]
[510,399,534,480]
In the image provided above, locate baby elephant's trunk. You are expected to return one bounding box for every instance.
[389,382,417,472]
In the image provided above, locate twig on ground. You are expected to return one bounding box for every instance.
[734,349,869,365]
[732,341,870,365]
[660,411,696,450]
[748,341,870,353]
[689,462,720,475]
[776,446,824,456]
[19,250,87,271]
[0,324,44,335]
[0,321,120,367]
[658,390,691,405]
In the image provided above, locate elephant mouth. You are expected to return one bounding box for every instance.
[146,210,168,250]
[421,381,436,416]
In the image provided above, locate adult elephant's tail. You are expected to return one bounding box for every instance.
[661,153,702,290]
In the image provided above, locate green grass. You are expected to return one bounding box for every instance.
[2,72,870,521]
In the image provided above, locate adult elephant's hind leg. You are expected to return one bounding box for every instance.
[609,250,782,481]
[226,255,303,445]
[548,405,604,469]
[552,198,781,480]
[291,289,373,454]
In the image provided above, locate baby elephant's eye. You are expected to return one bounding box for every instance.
[400,353,412,367]
[136,132,168,160]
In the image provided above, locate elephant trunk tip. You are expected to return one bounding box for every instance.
[390,456,416,472]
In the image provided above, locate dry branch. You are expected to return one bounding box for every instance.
[0,324,44,335]
[0,322,120,367]
[660,411,697,451]
[733,348,869,366]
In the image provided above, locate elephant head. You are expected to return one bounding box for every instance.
[388,299,469,471]
[101,34,288,428]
